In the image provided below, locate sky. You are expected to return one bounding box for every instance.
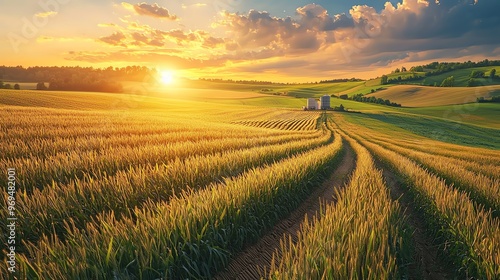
[1,0,500,82]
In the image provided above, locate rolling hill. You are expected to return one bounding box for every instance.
[364,85,500,107]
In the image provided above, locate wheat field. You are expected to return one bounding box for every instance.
[1,90,499,279]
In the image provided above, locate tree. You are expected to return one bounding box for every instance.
[14,84,20,90]
[440,76,455,87]
[394,68,401,73]
[380,75,388,85]
[490,69,497,79]
[468,78,479,87]
[3,83,12,89]
[0,81,3,88]
[470,70,485,78]
[401,66,407,72]
[36,82,47,90]
[410,66,424,72]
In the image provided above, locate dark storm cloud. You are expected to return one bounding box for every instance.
[340,0,500,67]
[383,0,500,41]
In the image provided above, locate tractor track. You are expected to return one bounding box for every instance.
[214,139,356,280]
[374,157,454,280]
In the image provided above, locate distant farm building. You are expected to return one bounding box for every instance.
[320,95,331,109]
[306,98,319,110]
[304,95,331,110]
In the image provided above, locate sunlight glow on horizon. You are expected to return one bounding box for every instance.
[160,71,174,85]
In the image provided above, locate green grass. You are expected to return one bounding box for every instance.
[3,87,497,133]
[215,96,306,108]
[377,66,500,87]
[344,84,394,97]
[360,66,500,88]
[364,85,500,107]
[402,103,500,128]
[420,66,500,87]
[344,112,500,149]
[217,94,398,112]
[188,80,364,98]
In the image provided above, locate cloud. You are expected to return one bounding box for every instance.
[296,4,353,31]
[215,4,354,56]
[338,0,500,66]
[122,2,178,20]
[35,11,58,18]
[77,1,500,81]
[97,19,225,50]
[98,31,127,47]
[160,29,224,48]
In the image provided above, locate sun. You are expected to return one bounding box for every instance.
[160,71,174,85]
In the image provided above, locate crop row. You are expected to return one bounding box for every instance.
[362,135,500,213]
[9,125,343,279]
[363,132,499,180]
[1,126,303,159]
[338,116,500,279]
[0,127,332,255]
[233,117,318,131]
[1,130,323,192]
[1,106,281,141]
[338,116,499,214]
[270,129,410,279]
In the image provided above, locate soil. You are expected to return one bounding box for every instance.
[214,140,356,280]
[375,158,454,280]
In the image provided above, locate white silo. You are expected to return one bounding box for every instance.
[320,95,331,110]
[307,98,318,110]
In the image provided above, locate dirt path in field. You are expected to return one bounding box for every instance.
[374,159,454,280]
[214,140,356,280]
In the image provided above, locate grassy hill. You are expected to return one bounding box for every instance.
[185,79,364,98]
[417,66,500,87]
[364,85,500,107]
[378,66,500,87]
[402,103,500,128]
[0,87,382,112]
[344,111,500,149]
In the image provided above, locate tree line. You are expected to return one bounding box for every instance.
[477,96,500,103]
[415,59,500,77]
[198,78,287,85]
[337,93,401,107]
[0,65,156,93]
[319,78,363,83]
[380,60,499,87]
